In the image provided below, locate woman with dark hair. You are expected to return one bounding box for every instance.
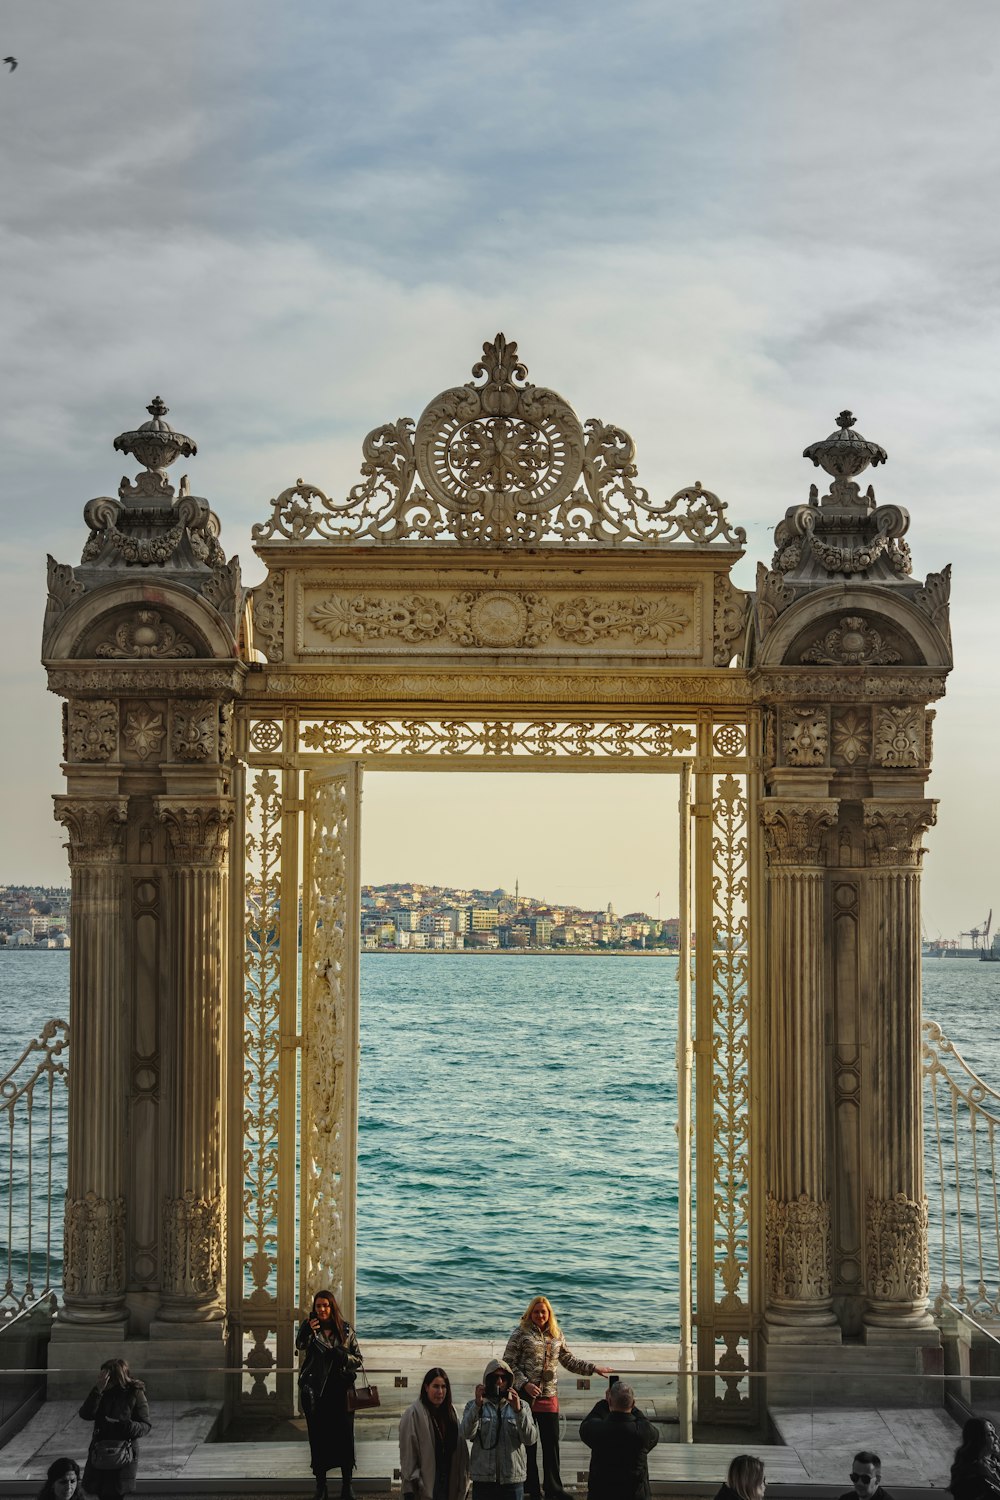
[79,1359,151,1499]
[503,1296,612,1500]
[949,1417,1000,1500]
[36,1457,81,1500]
[399,1367,470,1500]
[714,1455,767,1500]
[296,1289,364,1500]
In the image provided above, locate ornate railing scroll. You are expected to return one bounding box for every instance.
[251,335,747,550]
[1,1020,68,1321]
[923,1019,1000,1321]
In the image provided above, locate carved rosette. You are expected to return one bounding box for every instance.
[54,797,128,864]
[831,707,871,766]
[760,801,837,866]
[155,798,234,864]
[68,699,119,762]
[122,704,166,761]
[161,1191,223,1304]
[865,1192,930,1317]
[765,1193,832,1306]
[63,1192,126,1307]
[862,801,936,868]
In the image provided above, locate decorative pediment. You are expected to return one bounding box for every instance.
[252,334,747,550]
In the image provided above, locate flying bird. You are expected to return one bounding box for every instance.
[3,57,16,71]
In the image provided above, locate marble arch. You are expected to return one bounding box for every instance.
[41,346,952,1420]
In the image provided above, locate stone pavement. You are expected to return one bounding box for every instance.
[0,1341,963,1496]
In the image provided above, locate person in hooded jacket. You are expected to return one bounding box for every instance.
[79,1359,151,1499]
[461,1358,537,1500]
[579,1381,659,1500]
[400,1366,470,1500]
[714,1455,766,1500]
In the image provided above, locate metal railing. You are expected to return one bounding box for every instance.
[0,1019,68,1321]
[923,1017,1000,1322]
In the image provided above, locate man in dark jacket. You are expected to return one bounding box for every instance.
[837,1452,895,1500]
[579,1382,659,1500]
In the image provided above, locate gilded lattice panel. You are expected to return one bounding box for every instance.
[297,716,697,761]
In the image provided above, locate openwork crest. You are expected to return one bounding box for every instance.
[253,335,746,549]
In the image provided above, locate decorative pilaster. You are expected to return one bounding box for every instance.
[861,798,936,1330]
[53,796,129,1323]
[761,799,839,1328]
[154,796,233,1321]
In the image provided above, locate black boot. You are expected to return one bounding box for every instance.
[313,1479,328,1500]
[340,1469,355,1500]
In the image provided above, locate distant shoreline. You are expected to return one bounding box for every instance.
[363,947,679,957]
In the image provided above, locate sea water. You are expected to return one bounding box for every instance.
[1,951,997,1341]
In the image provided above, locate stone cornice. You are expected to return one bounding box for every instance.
[751,667,948,705]
[46,662,248,700]
[254,667,756,707]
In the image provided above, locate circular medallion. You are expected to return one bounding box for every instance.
[469,592,529,647]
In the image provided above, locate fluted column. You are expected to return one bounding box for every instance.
[761,799,839,1329]
[53,796,129,1324]
[154,796,233,1322]
[861,799,936,1331]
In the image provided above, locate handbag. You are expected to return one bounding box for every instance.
[90,1437,134,1470]
[346,1365,380,1411]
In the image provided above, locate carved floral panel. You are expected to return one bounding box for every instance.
[68,699,119,761]
[781,706,829,767]
[873,705,924,767]
[297,585,702,657]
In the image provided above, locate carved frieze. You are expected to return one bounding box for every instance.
[760,801,837,865]
[68,699,119,761]
[831,708,871,766]
[252,571,285,662]
[873,705,924,767]
[122,704,166,761]
[161,1191,222,1301]
[171,699,218,761]
[263,670,752,705]
[800,615,903,667]
[47,665,246,697]
[63,1192,126,1298]
[300,585,698,655]
[862,801,936,866]
[765,1193,832,1302]
[754,671,948,704]
[155,798,234,863]
[781,705,829,766]
[866,1192,929,1304]
[54,797,129,863]
[714,574,748,666]
[95,609,197,660]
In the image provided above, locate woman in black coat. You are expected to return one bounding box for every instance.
[297,1289,364,1500]
[949,1418,1000,1500]
[79,1359,151,1499]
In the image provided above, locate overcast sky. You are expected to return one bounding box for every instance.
[1,1,998,933]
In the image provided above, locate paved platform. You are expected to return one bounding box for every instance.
[0,1340,963,1496]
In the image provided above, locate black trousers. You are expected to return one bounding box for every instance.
[525,1409,562,1499]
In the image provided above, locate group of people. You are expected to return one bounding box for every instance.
[298,1290,657,1500]
[36,1359,150,1500]
[36,1308,1000,1500]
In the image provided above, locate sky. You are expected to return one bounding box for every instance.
[1,0,999,934]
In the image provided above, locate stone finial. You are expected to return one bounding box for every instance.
[113,397,197,477]
[803,410,887,482]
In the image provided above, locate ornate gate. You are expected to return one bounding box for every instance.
[42,334,951,1422]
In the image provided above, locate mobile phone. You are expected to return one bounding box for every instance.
[607,1373,618,1387]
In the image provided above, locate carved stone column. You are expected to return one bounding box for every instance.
[53,796,129,1324]
[861,798,937,1331]
[761,799,840,1331]
[153,796,233,1322]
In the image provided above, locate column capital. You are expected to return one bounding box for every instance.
[865,1192,931,1326]
[760,799,838,865]
[861,798,937,867]
[61,1192,126,1320]
[765,1193,836,1323]
[154,796,234,864]
[53,796,128,864]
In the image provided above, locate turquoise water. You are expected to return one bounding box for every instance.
[1,951,997,1339]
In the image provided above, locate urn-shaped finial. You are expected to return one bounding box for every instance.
[113,397,197,475]
[802,410,887,481]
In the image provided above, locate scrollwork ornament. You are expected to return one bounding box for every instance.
[801,616,902,667]
[765,1193,832,1303]
[95,609,196,660]
[866,1192,930,1305]
[862,800,936,866]
[252,334,746,548]
[63,1193,126,1299]
[43,555,85,654]
[252,572,285,662]
[714,575,747,665]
